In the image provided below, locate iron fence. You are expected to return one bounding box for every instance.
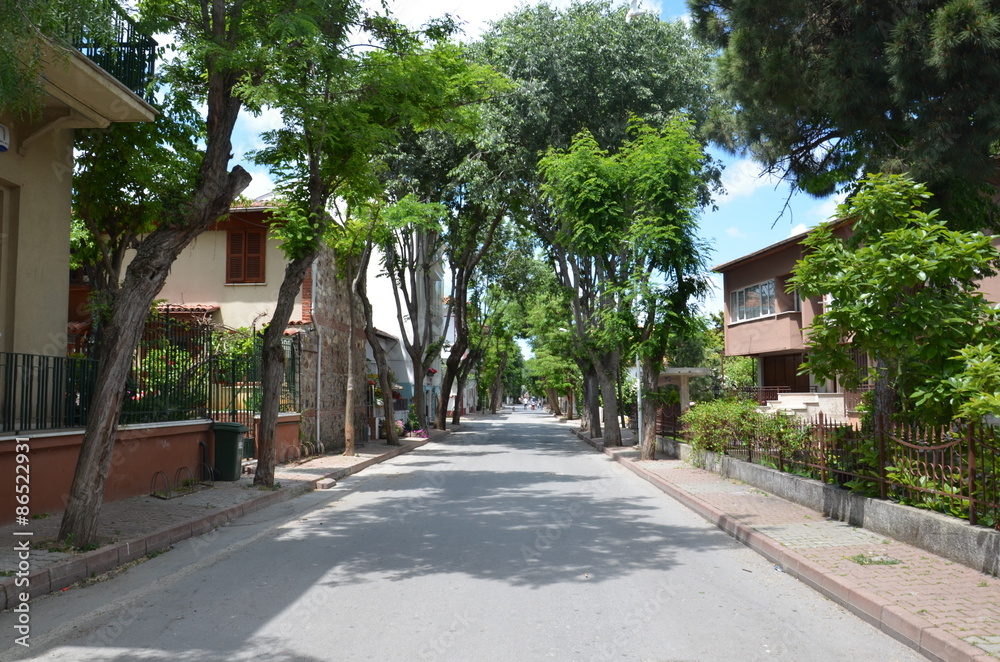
[1,318,302,438]
[655,404,682,440]
[719,413,1000,529]
[208,335,301,459]
[119,316,213,424]
[0,353,97,433]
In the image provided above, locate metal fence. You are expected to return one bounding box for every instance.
[119,316,214,424]
[655,404,682,439]
[1,318,301,438]
[720,413,1000,529]
[208,335,301,459]
[0,353,97,432]
[729,385,791,403]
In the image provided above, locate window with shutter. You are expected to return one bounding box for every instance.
[226,229,266,283]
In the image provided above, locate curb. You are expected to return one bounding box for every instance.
[572,429,993,662]
[2,436,434,610]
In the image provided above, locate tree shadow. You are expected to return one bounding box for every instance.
[4,419,731,662]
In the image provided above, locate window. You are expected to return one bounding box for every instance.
[730,280,776,322]
[226,228,265,283]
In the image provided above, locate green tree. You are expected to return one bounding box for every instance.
[790,173,1000,424]
[251,23,497,476]
[539,118,712,457]
[72,86,203,299]
[59,0,284,546]
[524,268,580,418]
[378,195,450,435]
[688,0,1000,225]
[474,1,721,440]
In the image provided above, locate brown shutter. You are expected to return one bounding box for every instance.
[227,230,245,283]
[244,229,265,282]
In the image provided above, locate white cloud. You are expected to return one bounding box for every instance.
[232,106,283,156]
[806,192,847,224]
[725,226,747,238]
[718,159,782,202]
[788,223,807,238]
[241,169,276,201]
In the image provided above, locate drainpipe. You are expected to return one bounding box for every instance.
[313,257,321,445]
[636,355,642,444]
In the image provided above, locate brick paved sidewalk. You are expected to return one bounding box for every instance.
[0,431,446,609]
[578,431,1000,662]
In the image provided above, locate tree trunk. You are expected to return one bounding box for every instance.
[588,370,603,438]
[356,247,399,446]
[59,167,253,545]
[344,266,358,456]
[410,360,427,433]
[488,351,509,412]
[451,368,470,426]
[565,384,575,420]
[489,370,505,412]
[595,359,622,447]
[437,349,461,430]
[583,369,602,437]
[545,388,561,416]
[639,354,662,461]
[255,251,314,487]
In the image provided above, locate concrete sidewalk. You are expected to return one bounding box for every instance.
[0,429,450,610]
[571,425,1000,662]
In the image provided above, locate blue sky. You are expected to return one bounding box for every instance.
[228,0,842,314]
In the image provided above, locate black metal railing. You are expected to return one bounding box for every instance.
[119,315,214,424]
[0,353,98,433]
[72,3,156,100]
[2,321,301,436]
[655,404,682,440]
[208,335,301,459]
[729,385,792,403]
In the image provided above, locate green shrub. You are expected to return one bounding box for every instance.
[680,398,762,454]
[681,399,811,456]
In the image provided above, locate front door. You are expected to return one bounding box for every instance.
[761,353,810,392]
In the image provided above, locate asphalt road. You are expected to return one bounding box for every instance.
[1,412,925,661]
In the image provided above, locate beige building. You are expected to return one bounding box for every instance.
[153,204,306,330]
[0,37,155,356]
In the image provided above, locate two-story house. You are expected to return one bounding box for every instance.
[717,218,1000,422]
[714,220,857,421]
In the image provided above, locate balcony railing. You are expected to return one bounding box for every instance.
[72,4,156,100]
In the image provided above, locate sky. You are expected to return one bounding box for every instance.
[227,0,844,315]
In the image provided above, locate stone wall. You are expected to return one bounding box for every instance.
[298,247,368,450]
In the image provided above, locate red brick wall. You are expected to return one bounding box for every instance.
[0,421,212,524]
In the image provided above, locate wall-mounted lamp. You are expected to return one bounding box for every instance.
[0,124,8,152]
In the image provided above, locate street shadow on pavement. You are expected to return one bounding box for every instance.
[1,417,736,662]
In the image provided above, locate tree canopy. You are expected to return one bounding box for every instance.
[689,0,1000,225]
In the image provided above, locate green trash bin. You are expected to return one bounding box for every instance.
[212,422,247,481]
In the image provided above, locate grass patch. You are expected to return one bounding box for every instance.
[848,553,901,566]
